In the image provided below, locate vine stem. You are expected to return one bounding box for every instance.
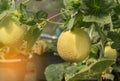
[110,16,113,31]
[89,24,94,40]
[99,40,105,59]
[41,18,63,25]
[48,13,62,20]
[38,10,68,27]
[47,10,69,20]
[94,23,107,59]
[46,20,63,25]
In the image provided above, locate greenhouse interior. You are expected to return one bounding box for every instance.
[0,0,120,81]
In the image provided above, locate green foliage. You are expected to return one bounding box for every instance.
[45,62,70,81]
[45,59,115,81]
[0,0,11,13]
[24,26,42,50]
[18,3,48,50]
[45,0,120,80]
[0,0,14,20]
[80,0,116,24]
[0,0,48,51]
[112,64,120,72]
[63,0,80,10]
[108,29,120,49]
[68,59,115,81]
[90,59,115,73]
[0,0,120,80]
[19,4,48,26]
[89,44,99,59]
[81,0,115,16]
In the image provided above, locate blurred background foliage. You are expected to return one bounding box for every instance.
[15,0,63,35]
[26,0,64,35]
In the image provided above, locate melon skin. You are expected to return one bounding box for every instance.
[104,46,117,59]
[0,15,26,47]
[57,28,91,62]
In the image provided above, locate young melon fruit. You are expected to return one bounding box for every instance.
[0,15,26,47]
[104,46,117,59]
[57,28,91,62]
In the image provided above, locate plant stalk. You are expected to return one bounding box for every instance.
[48,10,69,20]
[89,24,94,40]
[94,23,107,59]
[110,16,113,31]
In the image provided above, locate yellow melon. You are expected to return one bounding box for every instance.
[0,15,26,47]
[57,28,91,62]
[104,46,117,59]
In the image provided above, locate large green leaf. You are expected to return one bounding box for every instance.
[108,29,120,49]
[45,59,115,81]
[90,59,115,73]
[45,63,70,81]
[67,59,115,81]
[81,0,116,24]
[66,65,91,81]
[24,25,42,50]
[65,65,81,81]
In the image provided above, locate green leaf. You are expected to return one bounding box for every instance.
[65,65,80,81]
[73,14,91,28]
[34,10,48,23]
[67,17,75,30]
[115,0,120,4]
[19,3,29,24]
[0,0,15,20]
[114,0,120,15]
[45,63,70,81]
[25,20,36,26]
[90,59,115,73]
[81,0,116,24]
[0,9,14,20]
[111,14,120,29]
[19,4,48,26]
[114,4,120,15]
[89,44,99,59]
[63,0,80,9]
[60,8,71,21]
[112,64,120,72]
[67,59,115,81]
[67,65,92,81]
[24,25,42,50]
[0,0,11,13]
[108,30,120,49]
